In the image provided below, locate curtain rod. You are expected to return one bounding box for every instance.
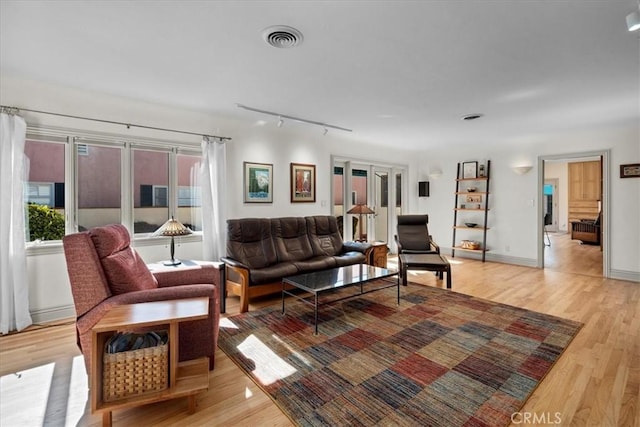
[0,105,232,141]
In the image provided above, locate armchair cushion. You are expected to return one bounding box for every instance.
[90,224,157,294]
[396,214,439,254]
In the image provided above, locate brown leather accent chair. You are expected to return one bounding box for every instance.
[394,214,440,255]
[62,224,220,374]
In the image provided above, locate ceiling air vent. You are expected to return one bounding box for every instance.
[262,25,303,48]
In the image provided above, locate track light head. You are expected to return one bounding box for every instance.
[323,128,328,136]
[627,9,640,32]
[277,117,283,128]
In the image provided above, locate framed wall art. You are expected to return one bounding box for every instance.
[462,161,478,179]
[620,163,640,178]
[244,161,273,203]
[290,162,316,203]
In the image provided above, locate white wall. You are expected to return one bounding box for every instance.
[417,125,640,280]
[2,75,420,322]
[3,75,638,323]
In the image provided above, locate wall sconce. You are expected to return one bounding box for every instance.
[512,165,533,175]
[418,181,429,197]
[428,168,443,180]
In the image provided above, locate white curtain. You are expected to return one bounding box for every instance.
[200,136,227,261]
[0,112,32,334]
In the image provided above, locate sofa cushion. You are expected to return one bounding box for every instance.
[272,217,314,262]
[306,216,344,257]
[227,218,277,269]
[89,224,158,295]
[250,262,299,285]
[293,256,337,273]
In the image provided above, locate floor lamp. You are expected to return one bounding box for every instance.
[346,204,375,242]
[152,217,193,265]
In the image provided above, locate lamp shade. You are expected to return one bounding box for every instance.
[347,204,375,215]
[152,217,193,237]
[153,217,192,266]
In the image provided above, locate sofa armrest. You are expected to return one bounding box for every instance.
[220,256,250,270]
[343,241,372,254]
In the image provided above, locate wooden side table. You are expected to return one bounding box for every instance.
[368,242,388,268]
[147,259,226,313]
[91,298,210,427]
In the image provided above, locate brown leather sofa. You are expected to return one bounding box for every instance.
[221,215,371,312]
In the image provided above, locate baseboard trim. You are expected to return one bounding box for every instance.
[443,248,538,268]
[31,305,76,324]
[609,269,640,283]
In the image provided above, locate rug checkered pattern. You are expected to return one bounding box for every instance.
[218,280,582,426]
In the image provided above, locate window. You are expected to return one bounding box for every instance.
[176,153,202,231]
[23,128,204,243]
[77,143,122,231]
[153,185,168,207]
[24,138,66,242]
[133,149,169,234]
[27,182,54,206]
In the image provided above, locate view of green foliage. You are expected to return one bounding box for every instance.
[27,203,65,241]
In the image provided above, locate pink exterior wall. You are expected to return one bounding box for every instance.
[25,140,64,182]
[78,146,121,208]
[133,150,168,207]
[178,154,200,186]
[333,171,367,205]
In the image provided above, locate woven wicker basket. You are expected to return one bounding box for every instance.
[103,343,169,402]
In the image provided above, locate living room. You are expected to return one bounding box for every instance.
[1,1,639,426]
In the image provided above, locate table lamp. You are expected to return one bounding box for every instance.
[152,216,193,265]
[346,204,375,242]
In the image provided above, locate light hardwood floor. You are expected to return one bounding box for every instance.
[1,233,637,426]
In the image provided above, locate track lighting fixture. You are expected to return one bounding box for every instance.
[627,9,640,32]
[236,104,352,133]
[323,128,328,136]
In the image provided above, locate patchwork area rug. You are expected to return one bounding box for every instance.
[218,280,582,426]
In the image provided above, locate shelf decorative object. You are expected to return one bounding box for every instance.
[452,160,491,262]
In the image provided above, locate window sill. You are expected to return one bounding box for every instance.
[25,232,203,256]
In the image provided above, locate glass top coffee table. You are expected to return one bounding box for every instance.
[282,264,399,334]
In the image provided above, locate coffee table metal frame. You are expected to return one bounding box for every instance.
[282,264,399,334]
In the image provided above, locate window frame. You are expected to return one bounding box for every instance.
[24,126,203,253]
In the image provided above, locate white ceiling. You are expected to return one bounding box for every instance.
[1,1,638,150]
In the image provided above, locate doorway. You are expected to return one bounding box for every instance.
[538,151,608,278]
[543,178,558,232]
[332,157,406,246]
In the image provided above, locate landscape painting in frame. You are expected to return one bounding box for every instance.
[244,162,273,203]
[291,163,316,203]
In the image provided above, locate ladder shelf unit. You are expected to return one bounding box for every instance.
[452,160,491,262]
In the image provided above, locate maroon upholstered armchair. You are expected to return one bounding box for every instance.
[62,224,220,375]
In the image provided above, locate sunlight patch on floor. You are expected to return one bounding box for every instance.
[1,362,54,425]
[66,356,89,425]
[237,334,297,385]
[220,317,240,329]
[0,355,88,427]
